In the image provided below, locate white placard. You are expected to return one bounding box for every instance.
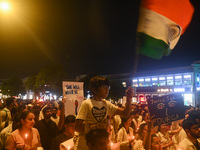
[63,81,84,116]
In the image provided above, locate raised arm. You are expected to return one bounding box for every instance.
[143,116,156,150]
[75,119,85,133]
[113,87,134,117]
[57,99,65,131]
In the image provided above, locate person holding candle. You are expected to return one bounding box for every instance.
[4,111,42,150]
[117,117,135,150]
[51,115,76,150]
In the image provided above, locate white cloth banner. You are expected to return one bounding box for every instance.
[62,81,84,116]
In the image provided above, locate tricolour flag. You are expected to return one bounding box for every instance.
[136,0,194,59]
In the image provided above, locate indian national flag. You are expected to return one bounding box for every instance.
[136,0,194,59]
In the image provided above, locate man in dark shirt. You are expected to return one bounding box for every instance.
[51,115,76,150]
[35,107,57,150]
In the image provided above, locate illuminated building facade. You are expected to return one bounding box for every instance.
[105,61,200,106]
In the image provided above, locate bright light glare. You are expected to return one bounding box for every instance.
[0,2,11,12]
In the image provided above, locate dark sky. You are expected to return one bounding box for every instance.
[0,0,199,79]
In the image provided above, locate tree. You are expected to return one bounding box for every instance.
[108,80,126,101]
[24,75,36,91]
[24,64,68,97]
[1,76,25,96]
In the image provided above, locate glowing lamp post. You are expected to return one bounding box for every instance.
[0,1,11,12]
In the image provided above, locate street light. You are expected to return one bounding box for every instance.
[0,1,11,12]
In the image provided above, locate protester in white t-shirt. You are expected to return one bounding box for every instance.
[113,114,121,135]
[170,120,186,149]
[74,76,134,150]
[51,106,60,126]
[156,124,175,150]
[134,117,155,150]
[117,117,134,150]
[130,109,142,134]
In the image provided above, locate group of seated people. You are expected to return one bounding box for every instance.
[85,104,200,150]
[0,96,200,150]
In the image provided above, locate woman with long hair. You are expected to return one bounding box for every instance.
[134,116,155,150]
[117,117,135,150]
[4,111,42,150]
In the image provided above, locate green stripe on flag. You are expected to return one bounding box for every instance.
[136,32,172,59]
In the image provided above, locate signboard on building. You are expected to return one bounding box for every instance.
[147,93,185,126]
[62,81,84,116]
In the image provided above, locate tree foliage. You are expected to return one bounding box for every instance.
[24,64,67,97]
[108,80,126,101]
[1,76,25,96]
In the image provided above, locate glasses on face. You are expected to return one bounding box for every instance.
[191,125,200,130]
[101,85,110,90]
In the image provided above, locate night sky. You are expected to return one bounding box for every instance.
[0,0,199,79]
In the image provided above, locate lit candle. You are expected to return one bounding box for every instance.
[68,146,70,150]
[133,136,135,139]
[111,142,113,147]
[25,134,28,139]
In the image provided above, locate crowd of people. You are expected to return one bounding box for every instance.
[0,76,200,150]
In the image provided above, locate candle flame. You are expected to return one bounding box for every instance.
[68,146,70,150]
[25,134,28,139]
[133,136,135,139]
[111,142,113,147]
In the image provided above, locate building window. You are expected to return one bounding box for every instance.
[145,78,151,86]
[132,79,138,87]
[159,77,166,86]
[175,76,182,85]
[183,75,192,85]
[167,76,174,86]
[184,94,193,106]
[138,79,144,87]
[152,77,158,86]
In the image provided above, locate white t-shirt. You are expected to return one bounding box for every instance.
[74,99,118,150]
[178,137,200,150]
[113,115,121,133]
[0,123,12,149]
[76,99,118,134]
[51,116,60,126]
[133,139,145,150]
[0,108,11,124]
[132,115,142,130]
[117,127,133,150]
[156,132,175,150]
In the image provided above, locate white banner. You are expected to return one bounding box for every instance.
[62,81,84,116]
